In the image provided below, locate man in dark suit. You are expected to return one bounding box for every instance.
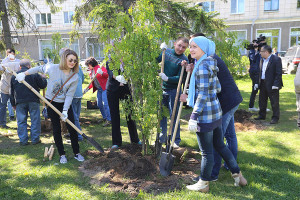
[254,45,283,124]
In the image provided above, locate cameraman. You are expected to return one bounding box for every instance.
[248,35,266,112]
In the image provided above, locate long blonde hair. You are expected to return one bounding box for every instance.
[59,49,79,73]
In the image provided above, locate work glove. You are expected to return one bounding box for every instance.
[160,42,167,51]
[188,119,198,133]
[60,110,68,122]
[97,68,103,75]
[83,88,89,95]
[16,72,26,83]
[272,86,279,90]
[253,84,258,90]
[116,75,127,84]
[159,72,168,82]
[5,67,12,74]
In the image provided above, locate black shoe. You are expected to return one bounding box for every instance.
[97,118,106,123]
[0,125,10,129]
[20,142,29,146]
[32,140,41,145]
[254,116,265,120]
[9,116,15,121]
[270,119,278,124]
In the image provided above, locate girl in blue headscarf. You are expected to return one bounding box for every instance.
[180,36,247,192]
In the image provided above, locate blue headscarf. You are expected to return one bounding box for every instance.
[187,36,216,108]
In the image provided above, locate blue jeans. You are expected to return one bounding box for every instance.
[197,126,240,181]
[0,93,10,126]
[211,105,239,179]
[72,98,83,140]
[97,88,111,121]
[16,102,41,144]
[7,99,14,117]
[159,89,181,145]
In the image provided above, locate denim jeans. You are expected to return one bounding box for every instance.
[159,89,181,145]
[7,99,14,117]
[72,98,83,140]
[197,126,240,181]
[97,87,111,121]
[211,105,239,179]
[16,102,41,144]
[0,93,10,126]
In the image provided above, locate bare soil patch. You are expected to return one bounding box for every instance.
[80,144,200,197]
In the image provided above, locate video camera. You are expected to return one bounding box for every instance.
[245,34,267,50]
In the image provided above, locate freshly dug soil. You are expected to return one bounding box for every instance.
[80,144,200,197]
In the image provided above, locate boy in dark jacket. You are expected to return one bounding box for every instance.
[10,59,47,145]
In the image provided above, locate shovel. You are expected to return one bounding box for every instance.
[155,49,166,158]
[159,70,191,176]
[5,66,105,153]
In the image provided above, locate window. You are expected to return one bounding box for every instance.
[257,29,280,50]
[202,1,214,12]
[231,0,244,14]
[64,11,74,24]
[290,28,300,47]
[36,13,51,25]
[86,38,104,60]
[298,0,300,8]
[39,40,54,60]
[63,39,80,56]
[264,0,279,11]
[230,30,247,55]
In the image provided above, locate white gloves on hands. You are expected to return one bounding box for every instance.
[16,72,26,83]
[272,86,279,90]
[116,75,127,84]
[61,110,68,122]
[160,42,167,51]
[97,68,103,75]
[83,88,89,95]
[188,119,198,133]
[159,72,168,81]
[254,84,258,90]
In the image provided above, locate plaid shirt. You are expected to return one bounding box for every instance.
[190,57,222,123]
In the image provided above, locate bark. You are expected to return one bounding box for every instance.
[0,0,13,49]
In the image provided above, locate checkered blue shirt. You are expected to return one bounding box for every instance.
[190,57,222,123]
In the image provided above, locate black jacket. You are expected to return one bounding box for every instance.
[10,67,47,106]
[256,54,283,91]
[214,54,243,115]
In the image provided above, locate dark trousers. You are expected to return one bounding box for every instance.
[107,85,139,146]
[258,80,280,120]
[47,100,79,156]
[249,74,258,108]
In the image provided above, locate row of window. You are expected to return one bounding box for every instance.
[232,27,300,55]
[39,38,104,60]
[35,11,74,26]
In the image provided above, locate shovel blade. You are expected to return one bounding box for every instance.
[82,133,104,153]
[159,152,175,176]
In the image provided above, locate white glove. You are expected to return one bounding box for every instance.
[160,42,167,51]
[159,72,168,81]
[97,68,103,75]
[253,84,258,90]
[16,72,26,83]
[272,86,279,90]
[83,88,89,95]
[116,75,127,84]
[188,119,198,133]
[5,67,12,74]
[60,110,68,122]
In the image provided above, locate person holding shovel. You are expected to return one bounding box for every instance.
[84,57,111,127]
[15,49,84,164]
[158,37,189,148]
[180,36,247,192]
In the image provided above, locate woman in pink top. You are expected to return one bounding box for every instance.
[84,57,111,126]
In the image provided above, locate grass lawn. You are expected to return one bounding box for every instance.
[0,74,299,200]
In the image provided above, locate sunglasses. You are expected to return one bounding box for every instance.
[68,59,78,63]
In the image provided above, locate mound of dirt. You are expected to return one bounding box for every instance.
[80,144,200,197]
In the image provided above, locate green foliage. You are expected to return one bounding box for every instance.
[21,49,37,67]
[43,33,66,64]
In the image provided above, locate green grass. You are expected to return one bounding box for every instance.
[0,74,299,199]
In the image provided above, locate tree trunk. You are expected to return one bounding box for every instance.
[0,0,13,49]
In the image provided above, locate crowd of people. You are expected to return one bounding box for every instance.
[0,32,290,193]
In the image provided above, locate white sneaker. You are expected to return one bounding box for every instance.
[248,107,259,112]
[60,155,67,164]
[173,143,180,149]
[186,179,209,192]
[74,153,85,162]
